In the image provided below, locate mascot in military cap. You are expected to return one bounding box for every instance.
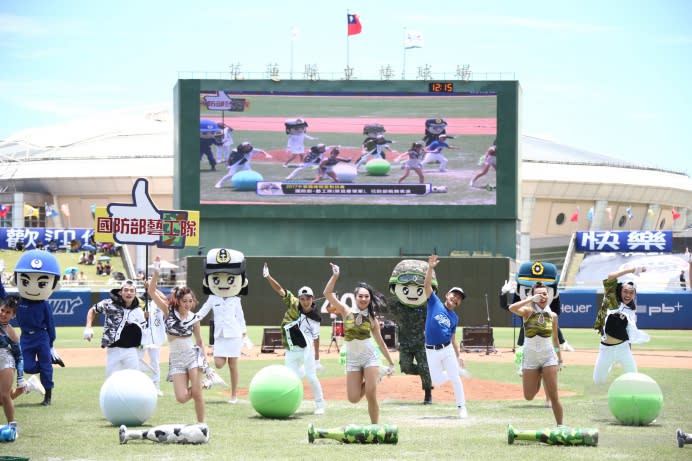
[187,248,249,404]
[383,259,437,404]
[0,249,63,406]
[499,261,573,375]
[422,118,453,146]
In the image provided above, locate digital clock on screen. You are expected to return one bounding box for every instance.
[428,82,454,93]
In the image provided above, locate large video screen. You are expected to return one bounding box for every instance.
[175,80,519,221]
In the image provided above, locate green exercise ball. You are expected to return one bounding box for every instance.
[607,372,663,426]
[366,159,391,176]
[249,365,303,418]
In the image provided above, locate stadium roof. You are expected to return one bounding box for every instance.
[0,107,690,201]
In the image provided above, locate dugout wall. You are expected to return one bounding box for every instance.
[185,255,511,327]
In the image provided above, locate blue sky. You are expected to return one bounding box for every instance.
[1,0,691,174]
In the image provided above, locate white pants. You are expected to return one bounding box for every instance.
[285,345,324,404]
[138,346,161,388]
[422,153,448,171]
[593,341,637,384]
[215,144,232,162]
[216,163,250,187]
[425,344,466,407]
[106,347,140,377]
[286,163,316,180]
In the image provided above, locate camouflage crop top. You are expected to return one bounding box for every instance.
[523,308,553,338]
[344,311,372,341]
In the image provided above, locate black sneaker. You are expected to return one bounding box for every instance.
[677,428,686,448]
[52,356,65,367]
[423,389,432,405]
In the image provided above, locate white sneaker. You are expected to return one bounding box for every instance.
[202,378,212,390]
[314,401,325,415]
[458,406,468,419]
[561,342,575,352]
[458,367,472,379]
[228,397,238,404]
[377,365,393,383]
[214,183,222,189]
[156,389,164,397]
[469,179,475,187]
[206,370,227,388]
[26,375,45,396]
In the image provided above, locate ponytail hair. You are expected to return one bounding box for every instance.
[354,282,387,319]
[168,286,198,311]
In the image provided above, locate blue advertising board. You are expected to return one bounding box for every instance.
[559,290,692,329]
[574,230,672,253]
[0,228,94,250]
[4,287,173,327]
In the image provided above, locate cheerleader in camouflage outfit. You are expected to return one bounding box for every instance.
[509,281,564,427]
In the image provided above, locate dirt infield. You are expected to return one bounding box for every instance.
[205,116,496,136]
[61,346,690,402]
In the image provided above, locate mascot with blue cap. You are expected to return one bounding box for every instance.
[0,250,63,406]
[499,261,573,376]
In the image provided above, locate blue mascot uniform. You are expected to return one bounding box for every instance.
[0,250,62,406]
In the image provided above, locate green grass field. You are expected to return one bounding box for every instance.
[4,328,691,460]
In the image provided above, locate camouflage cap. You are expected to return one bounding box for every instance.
[389,259,437,288]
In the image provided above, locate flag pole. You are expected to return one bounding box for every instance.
[290,28,294,79]
[346,10,350,72]
[401,27,407,80]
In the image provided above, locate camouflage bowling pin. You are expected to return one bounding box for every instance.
[507,424,598,446]
[308,423,398,444]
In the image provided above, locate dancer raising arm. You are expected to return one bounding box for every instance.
[323,263,394,424]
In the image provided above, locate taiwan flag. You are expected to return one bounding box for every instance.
[347,13,362,36]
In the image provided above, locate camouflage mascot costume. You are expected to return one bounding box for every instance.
[0,250,63,406]
[384,259,436,404]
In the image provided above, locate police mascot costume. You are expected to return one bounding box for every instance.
[383,259,436,404]
[199,119,222,171]
[422,118,452,146]
[0,250,63,406]
[499,261,571,372]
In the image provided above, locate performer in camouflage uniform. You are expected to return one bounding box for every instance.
[592,265,649,384]
[385,259,436,404]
